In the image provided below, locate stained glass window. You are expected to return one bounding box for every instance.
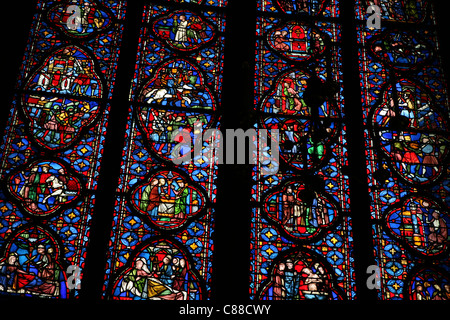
[356,0,450,300]
[0,0,125,298]
[250,0,356,300]
[102,0,226,300]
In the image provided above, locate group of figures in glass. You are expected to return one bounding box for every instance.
[250,0,349,301]
[373,80,448,184]
[385,196,448,256]
[361,0,450,300]
[410,269,450,300]
[153,11,215,51]
[0,227,69,298]
[251,0,450,301]
[22,46,103,150]
[0,0,120,299]
[367,21,449,249]
[106,4,221,300]
[1,0,448,302]
[130,171,204,230]
[0,248,64,297]
[112,240,202,300]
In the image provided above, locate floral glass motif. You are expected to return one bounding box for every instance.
[251,0,355,301]
[356,0,450,300]
[103,1,226,300]
[0,0,126,299]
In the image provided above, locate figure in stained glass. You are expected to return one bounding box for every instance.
[408,268,450,300]
[104,3,223,299]
[275,0,327,15]
[140,59,215,110]
[372,80,448,184]
[8,160,82,217]
[0,226,68,298]
[260,69,339,170]
[367,0,428,23]
[47,1,113,38]
[264,181,337,240]
[371,31,431,70]
[258,249,343,300]
[138,107,211,160]
[0,0,126,300]
[131,170,205,230]
[161,12,214,49]
[26,47,102,97]
[384,196,449,256]
[267,22,326,62]
[111,240,203,300]
[22,45,103,150]
[137,59,215,162]
[359,0,449,299]
[251,0,352,301]
[261,70,336,118]
[121,257,185,300]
